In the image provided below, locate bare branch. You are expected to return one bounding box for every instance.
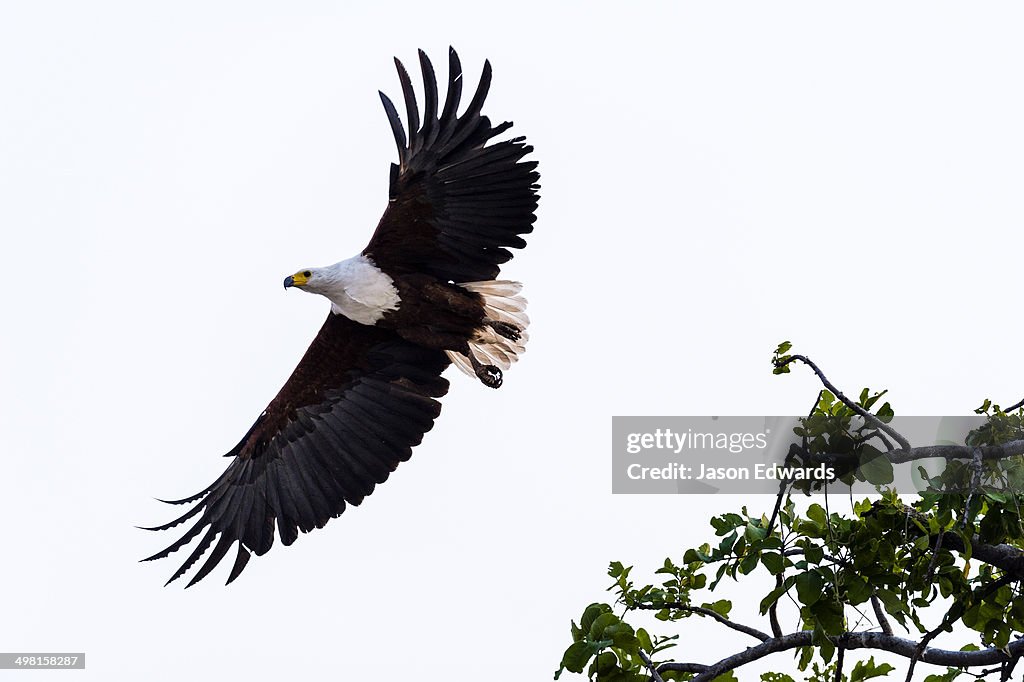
[796,439,1024,474]
[1000,653,1020,681]
[1004,397,1024,413]
[634,603,769,642]
[883,440,1024,464]
[656,631,1024,682]
[773,354,911,450]
[637,650,665,682]
[871,595,893,636]
[769,573,783,638]
[855,428,895,452]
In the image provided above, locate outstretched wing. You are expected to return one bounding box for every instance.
[363,47,540,283]
[142,314,450,587]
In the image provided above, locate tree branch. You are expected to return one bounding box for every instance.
[887,439,1024,464]
[871,595,893,636]
[656,631,1024,682]
[1004,397,1024,413]
[637,650,665,682]
[634,603,769,642]
[833,646,845,682]
[866,502,1024,581]
[936,530,1024,580]
[801,439,1024,467]
[769,573,783,638]
[773,354,911,450]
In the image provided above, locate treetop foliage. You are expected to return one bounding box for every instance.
[557,343,1024,682]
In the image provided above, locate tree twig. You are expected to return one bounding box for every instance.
[774,354,911,450]
[1004,397,1024,413]
[833,646,845,682]
[871,595,893,636]
[634,603,769,642]
[637,650,665,682]
[769,573,783,638]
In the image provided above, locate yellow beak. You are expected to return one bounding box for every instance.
[283,271,309,289]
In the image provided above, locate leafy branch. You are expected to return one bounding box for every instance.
[557,343,1024,682]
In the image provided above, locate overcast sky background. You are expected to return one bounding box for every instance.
[3,2,1024,680]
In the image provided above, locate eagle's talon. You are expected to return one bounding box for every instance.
[487,319,522,342]
[468,350,504,388]
[476,364,503,389]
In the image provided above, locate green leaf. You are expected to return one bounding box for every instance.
[844,577,871,604]
[859,446,894,485]
[590,651,617,675]
[796,570,825,605]
[636,628,653,653]
[876,588,907,615]
[604,621,638,649]
[558,641,596,675]
[589,612,620,640]
[702,599,732,617]
[760,576,795,614]
[745,522,768,542]
[850,656,896,682]
[580,603,611,634]
[806,504,827,528]
[811,598,845,634]
[761,551,785,575]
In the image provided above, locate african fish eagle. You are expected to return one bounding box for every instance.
[142,48,539,587]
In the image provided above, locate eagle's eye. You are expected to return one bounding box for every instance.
[303,271,312,278]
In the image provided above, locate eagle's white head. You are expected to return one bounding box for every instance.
[283,256,400,325]
[283,267,326,294]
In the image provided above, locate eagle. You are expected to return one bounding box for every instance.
[142,48,539,587]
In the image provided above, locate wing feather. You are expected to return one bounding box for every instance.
[418,50,439,147]
[364,47,539,283]
[143,313,450,585]
[394,57,420,157]
[225,545,251,585]
[379,91,407,162]
[438,48,463,135]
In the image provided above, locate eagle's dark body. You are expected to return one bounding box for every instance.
[379,276,486,352]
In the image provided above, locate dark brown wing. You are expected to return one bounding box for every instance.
[142,313,450,587]
[363,48,540,283]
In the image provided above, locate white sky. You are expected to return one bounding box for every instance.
[2,2,1024,680]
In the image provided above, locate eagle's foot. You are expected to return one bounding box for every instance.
[469,353,503,389]
[486,319,522,342]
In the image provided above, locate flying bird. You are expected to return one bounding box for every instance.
[142,48,539,587]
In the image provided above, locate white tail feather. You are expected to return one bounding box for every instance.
[445,280,529,379]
